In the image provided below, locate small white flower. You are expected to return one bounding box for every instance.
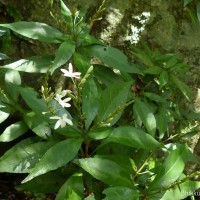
[142,12,150,18]
[50,114,73,129]
[54,90,71,108]
[61,63,81,79]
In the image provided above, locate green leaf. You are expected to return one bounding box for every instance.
[82,76,98,129]
[78,157,133,187]
[22,138,82,183]
[170,74,193,102]
[88,128,113,140]
[5,69,21,101]
[17,170,65,193]
[60,0,72,27]
[93,64,123,86]
[56,173,83,200]
[156,107,169,139]
[133,98,156,136]
[0,138,56,173]
[19,87,48,114]
[0,110,10,123]
[165,56,178,68]
[61,0,72,17]
[5,69,21,85]
[84,196,95,200]
[108,126,161,150]
[197,2,200,23]
[0,26,8,36]
[160,180,200,200]
[184,0,193,6]
[149,146,187,190]
[0,121,28,142]
[1,56,53,73]
[32,122,51,139]
[73,52,90,74]
[86,45,141,74]
[24,112,51,139]
[97,82,132,125]
[51,39,75,74]
[144,66,162,75]
[0,93,11,123]
[103,186,140,200]
[143,92,167,103]
[159,71,168,88]
[0,22,64,43]
[55,126,81,138]
[0,53,9,60]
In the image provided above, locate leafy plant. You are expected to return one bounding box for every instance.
[0,0,199,199]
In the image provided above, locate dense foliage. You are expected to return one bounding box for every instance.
[0,0,199,199]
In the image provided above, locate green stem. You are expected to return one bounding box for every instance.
[132,153,152,182]
[149,171,200,196]
[89,0,108,32]
[90,99,134,131]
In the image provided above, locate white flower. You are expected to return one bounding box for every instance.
[54,90,71,108]
[50,114,73,129]
[61,63,81,79]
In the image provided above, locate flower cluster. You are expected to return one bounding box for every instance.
[50,63,81,129]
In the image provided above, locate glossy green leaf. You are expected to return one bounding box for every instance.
[51,39,75,73]
[0,121,28,142]
[32,122,51,139]
[55,126,81,138]
[93,64,123,86]
[5,69,21,101]
[156,107,169,139]
[1,56,53,73]
[19,87,48,114]
[170,74,193,102]
[108,126,161,150]
[0,138,56,173]
[103,186,140,200]
[56,173,83,200]
[0,26,8,36]
[0,93,11,123]
[0,110,10,123]
[133,98,156,136]
[0,53,9,60]
[159,71,168,88]
[143,92,167,103]
[86,45,141,73]
[197,2,200,22]
[5,69,21,85]
[60,0,72,27]
[73,52,90,74]
[95,155,135,175]
[61,0,72,17]
[0,22,64,43]
[88,128,113,140]
[22,138,82,183]
[97,82,132,125]
[24,112,51,139]
[78,157,133,187]
[149,146,187,190]
[82,76,98,129]
[84,196,95,200]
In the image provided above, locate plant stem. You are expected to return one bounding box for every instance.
[89,0,108,32]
